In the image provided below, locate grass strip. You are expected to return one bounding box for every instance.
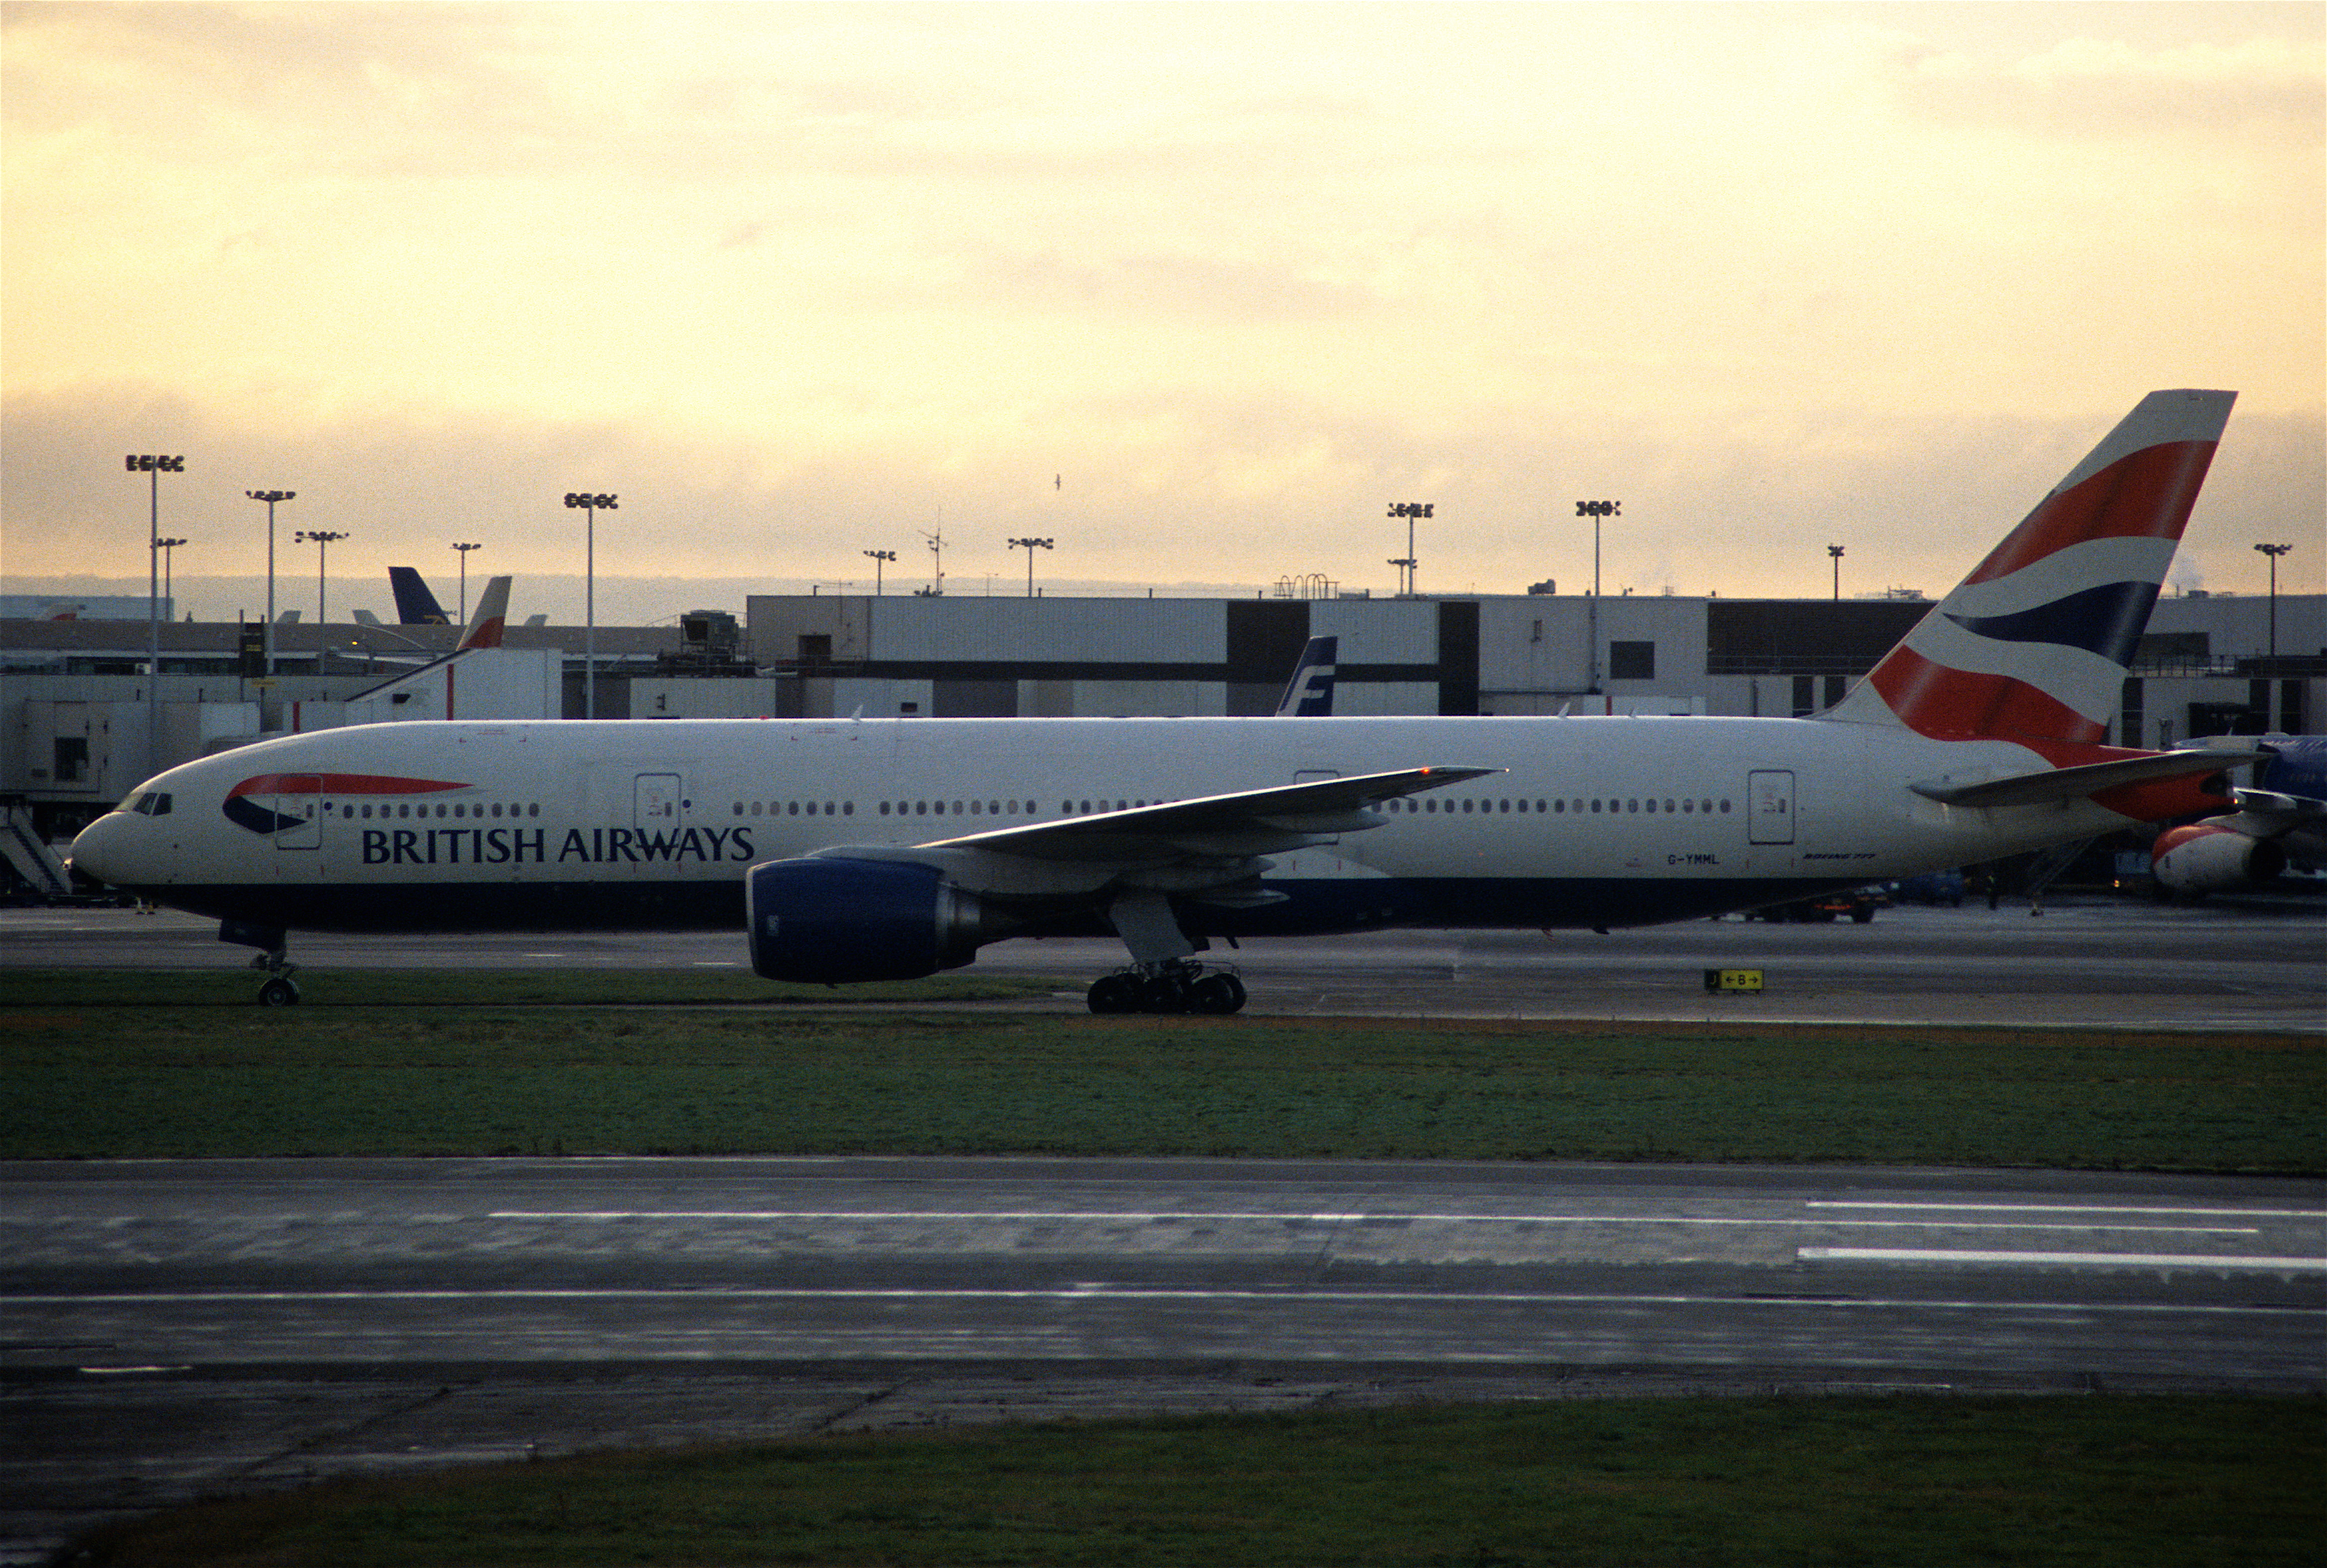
[3,994,2319,1167]
[66,1394,2326,1567]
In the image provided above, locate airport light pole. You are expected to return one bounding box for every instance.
[1828,543,1845,601]
[245,489,295,677]
[564,492,617,718]
[1007,536,1053,597]
[128,455,184,775]
[2254,542,2292,659]
[295,530,349,671]
[1387,502,1432,596]
[451,541,482,625]
[1576,501,1619,691]
[921,529,945,596]
[156,538,187,616]
[863,548,896,595]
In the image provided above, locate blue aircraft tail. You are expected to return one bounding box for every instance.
[388,567,452,626]
[1273,636,1338,716]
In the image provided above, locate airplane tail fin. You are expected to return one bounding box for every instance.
[458,576,511,650]
[388,567,452,626]
[1273,636,1338,717]
[1825,390,2235,747]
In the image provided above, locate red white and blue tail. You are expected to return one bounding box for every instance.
[1827,390,2235,749]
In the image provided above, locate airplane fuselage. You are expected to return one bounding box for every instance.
[75,713,2152,941]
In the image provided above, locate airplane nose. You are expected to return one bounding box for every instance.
[68,812,138,888]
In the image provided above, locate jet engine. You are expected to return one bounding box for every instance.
[746,856,1007,983]
[2152,824,2285,895]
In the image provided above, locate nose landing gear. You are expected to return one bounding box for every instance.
[1086,960,1246,1015]
[250,949,301,1006]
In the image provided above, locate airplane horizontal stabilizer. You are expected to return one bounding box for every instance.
[1911,747,2264,810]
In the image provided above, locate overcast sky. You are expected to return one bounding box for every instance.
[4,1,2320,623]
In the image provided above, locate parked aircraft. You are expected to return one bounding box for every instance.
[1274,637,1337,716]
[2152,735,2327,895]
[388,567,453,626]
[71,391,2257,1010]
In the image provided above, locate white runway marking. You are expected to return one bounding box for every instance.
[484,1209,2260,1234]
[1808,1202,2324,1220]
[10,1287,2319,1314]
[1799,1247,2327,1272]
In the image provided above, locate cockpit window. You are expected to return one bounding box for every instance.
[122,791,173,817]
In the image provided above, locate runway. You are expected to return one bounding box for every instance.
[7,891,2326,1031]
[5,899,2322,1557]
[6,1155,2322,1556]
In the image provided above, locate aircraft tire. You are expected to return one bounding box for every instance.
[257,977,301,1007]
[1140,975,1190,1014]
[1190,974,1246,1015]
[1086,974,1140,1015]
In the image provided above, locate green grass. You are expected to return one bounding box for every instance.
[2,975,2319,1167]
[66,1394,2326,1567]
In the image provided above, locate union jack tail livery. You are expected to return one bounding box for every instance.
[1827,390,2235,751]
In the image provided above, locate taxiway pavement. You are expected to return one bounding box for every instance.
[6,894,2325,1032]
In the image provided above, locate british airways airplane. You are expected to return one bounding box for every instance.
[72,392,2257,1011]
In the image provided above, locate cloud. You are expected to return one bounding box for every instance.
[1860,19,2324,138]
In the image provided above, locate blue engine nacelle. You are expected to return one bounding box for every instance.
[746,856,998,983]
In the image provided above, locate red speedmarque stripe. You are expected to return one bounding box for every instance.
[227,773,468,799]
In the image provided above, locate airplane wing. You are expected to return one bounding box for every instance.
[2211,787,2327,839]
[1911,748,2267,810]
[798,766,1500,905]
[918,765,1497,860]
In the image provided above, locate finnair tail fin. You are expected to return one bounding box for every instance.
[458,576,511,650]
[1274,636,1338,716]
[388,567,452,626]
[1826,390,2235,746]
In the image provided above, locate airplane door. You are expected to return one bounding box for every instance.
[273,775,320,851]
[1746,770,1795,846]
[634,773,682,831]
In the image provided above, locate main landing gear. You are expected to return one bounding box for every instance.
[1086,960,1247,1015]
